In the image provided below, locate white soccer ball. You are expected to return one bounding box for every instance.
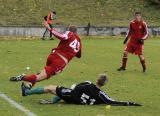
[26,66,30,70]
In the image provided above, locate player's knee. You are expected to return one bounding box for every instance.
[47,85,55,89]
[45,85,57,93]
[36,75,47,81]
[139,55,145,60]
[36,69,48,81]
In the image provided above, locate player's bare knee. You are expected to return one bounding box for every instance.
[36,70,48,81]
[139,55,145,60]
[44,85,57,94]
[36,75,46,82]
[44,85,53,93]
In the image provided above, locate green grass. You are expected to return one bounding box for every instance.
[0,98,25,116]
[0,0,160,26]
[0,37,160,116]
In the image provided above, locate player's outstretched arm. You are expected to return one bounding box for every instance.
[99,91,141,106]
[43,21,68,40]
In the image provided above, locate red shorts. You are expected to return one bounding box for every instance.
[45,53,67,78]
[125,43,143,55]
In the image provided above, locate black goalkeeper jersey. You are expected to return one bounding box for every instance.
[71,81,115,105]
[56,81,140,106]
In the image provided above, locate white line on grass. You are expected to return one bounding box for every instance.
[0,92,36,116]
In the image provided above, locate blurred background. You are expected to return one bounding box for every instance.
[0,0,160,27]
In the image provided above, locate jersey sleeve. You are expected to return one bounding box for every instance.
[99,91,116,103]
[74,81,92,90]
[44,20,69,40]
[47,13,52,24]
[142,22,149,40]
[126,22,132,38]
[99,91,129,106]
[50,29,69,40]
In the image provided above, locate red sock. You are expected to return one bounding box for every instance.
[22,74,37,84]
[122,57,128,68]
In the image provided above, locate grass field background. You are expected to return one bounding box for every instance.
[0,37,160,116]
[0,0,160,26]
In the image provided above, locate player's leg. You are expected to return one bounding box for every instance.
[21,83,57,96]
[10,65,65,85]
[24,69,48,84]
[10,53,66,85]
[41,28,48,40]
[21,83,61,104]
[10,53,52,83]
[10,54,54,83]
[117,50,128,71]
[10,69,48,85]
[39,86,73,104]
[138,54,146,72]
[136,45,146,72]
[49,24,54,40]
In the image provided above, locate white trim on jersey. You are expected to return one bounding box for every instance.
[51,29,64,38]
[51,29,70,40]
[99,91,115,103]
[126,29,130,38]
[142,22,149,40]
[126,23,132,38]
[63,31,70,40]
[84,81,92,84]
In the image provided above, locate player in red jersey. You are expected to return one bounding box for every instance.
[117,12,149,72]
[42,10,59,40]
[10,22,82,86]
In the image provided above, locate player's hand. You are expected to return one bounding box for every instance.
[138,38,144,44]
[128,102,142,106]
[39,99,54,104]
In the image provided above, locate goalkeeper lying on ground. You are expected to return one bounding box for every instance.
[21,74,141,106]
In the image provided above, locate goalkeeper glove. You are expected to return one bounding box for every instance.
[127,102,142,106]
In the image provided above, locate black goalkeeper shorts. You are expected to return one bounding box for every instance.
[56,86,73,103]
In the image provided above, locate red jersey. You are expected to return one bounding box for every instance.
[126,20,149,44]
[47,12,57,25]
[50,29,82,61]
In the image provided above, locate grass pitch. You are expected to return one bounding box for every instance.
[0,37,160,116]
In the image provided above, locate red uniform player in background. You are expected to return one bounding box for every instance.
[10,22,82,86]
[117,12,149,72]
[42,10,58,40]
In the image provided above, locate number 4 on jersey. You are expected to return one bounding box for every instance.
[81,93,96,105]
[69,39,80,53]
